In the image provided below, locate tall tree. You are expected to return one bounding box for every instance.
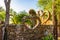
[2,0,11,40]
[4,0,11,25]
[52,0,58,40]
[37,0,60,24]
[37,0,58,40]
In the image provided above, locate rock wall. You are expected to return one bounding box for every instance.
[0,24,3,40]
[6,24,53,40]
[0,24,55,40]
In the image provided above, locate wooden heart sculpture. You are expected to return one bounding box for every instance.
[22,16,40,29]
[39,11,51,24]
[25,19,39,29]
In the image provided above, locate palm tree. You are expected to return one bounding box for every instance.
[9,8,17,24]
[11,11,29,24]
[52,0,58,40]
[2,0,11,40]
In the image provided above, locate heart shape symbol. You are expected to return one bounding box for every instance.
[24,19,40,29]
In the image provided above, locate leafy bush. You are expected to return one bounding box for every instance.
[42,34,53,40]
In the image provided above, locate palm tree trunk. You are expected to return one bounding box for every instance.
[52,0,58,40]
[2,0,11,40]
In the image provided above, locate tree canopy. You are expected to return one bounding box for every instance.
[37,0,60,25]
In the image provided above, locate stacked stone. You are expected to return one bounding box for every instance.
[0,24,3,40]
[6,24,53,40]
[7,25,16,40]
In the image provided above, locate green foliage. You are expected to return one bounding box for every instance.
[37,0,60,11]
[0,7,5,21]
[10,10,33,27]
[0,11,5,21]
[42,34,53,40]
[11,10,32,25]
[37,0,60,24]
[25,19,33,28]
[14,12,28,24]
[37,0,52,10]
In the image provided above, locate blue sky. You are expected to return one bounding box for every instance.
[0,0,39,12]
